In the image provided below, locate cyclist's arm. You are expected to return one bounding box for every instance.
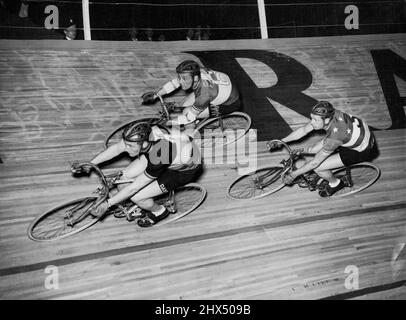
[290,149,332,178]
[90,140,125,166]
[156,78,180,97]
[281,122,314,143]
[107,172,153,207]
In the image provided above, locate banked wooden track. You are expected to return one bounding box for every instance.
[0,34,405,299]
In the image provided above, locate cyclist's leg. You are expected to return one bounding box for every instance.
[133,166,202,208]
[314,152,348,197]
[313,153,344,184]
[136,166,203,226]
[196,107,210,119]
[122,155,148,179]
[198,100,240,120]
[181,106,208,131]
[129,180,165,211]
[133,179,170,227]
[114,155,148,193]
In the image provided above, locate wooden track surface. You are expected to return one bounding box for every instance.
[0,34,406,299]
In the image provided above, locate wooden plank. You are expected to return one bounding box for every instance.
[0,35,405,299]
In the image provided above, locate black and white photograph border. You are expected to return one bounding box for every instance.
[0,0,405,301]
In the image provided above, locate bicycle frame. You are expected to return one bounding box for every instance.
[265,140,356,192]
[157,95,226,130]
[68,162,178,226]
[68,162,117,226]
[228,140,379,201]
[255,139,303,189]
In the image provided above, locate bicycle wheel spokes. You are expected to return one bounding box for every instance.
[332,163,380,197]
[227,166,285,200]
[28,197,100,241]
[195,112,251,148]
[155,183,206,225]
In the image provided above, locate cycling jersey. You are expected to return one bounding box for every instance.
[144,128,200,179]
[143,138,201,193]
[162,67,239,113]
[322,110,373,153]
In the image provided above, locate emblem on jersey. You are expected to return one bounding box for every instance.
[160,183,168,193]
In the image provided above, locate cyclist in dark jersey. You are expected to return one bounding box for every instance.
[72,122,202,227]
[143,60,240,127]
[267,101,378,197]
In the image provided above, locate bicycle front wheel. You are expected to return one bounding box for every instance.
[27,197,101,241]
[330,162,381,197]
[104,117,168,148]
[227,166,285,200]
[155,183,207,225]
[194,112,251,149]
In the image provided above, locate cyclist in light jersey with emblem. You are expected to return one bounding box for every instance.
[267,101,378,197]
[142,60,240,127]
[72,122,202,227]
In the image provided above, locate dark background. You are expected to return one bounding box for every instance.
[1,0,405,40]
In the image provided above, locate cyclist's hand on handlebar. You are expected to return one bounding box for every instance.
[266,140,283,151]
[71,161,91,175]
[292,148,305,157]
[282,171,296,185]
[141,91,158,105]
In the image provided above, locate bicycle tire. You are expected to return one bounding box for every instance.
[154,183,207,226]
[227,166,285,200]
[194,112,251,149]
[27,197,101,242]
[104,117,168,149]
[328,162,381,198]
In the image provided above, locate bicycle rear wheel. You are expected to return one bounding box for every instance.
[104,117,168,148]
[194,112,251,149]
[227,166,285,200]
[329,162,381,198]
[27,197,101,241]
[154,183,207,225]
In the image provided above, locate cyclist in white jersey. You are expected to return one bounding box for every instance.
[142,60,241,127]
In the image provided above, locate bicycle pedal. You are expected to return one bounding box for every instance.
[166,206,177,214]
[64,211,74,226]
[127,213,142,222]
[164,200,177,214]
[127,210,144,222]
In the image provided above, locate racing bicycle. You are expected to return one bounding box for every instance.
[27,162,207,241]
[104,95,252,149]
[227,140,380,200]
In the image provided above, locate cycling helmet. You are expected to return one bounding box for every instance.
[176,60,200,77]
[122,122,152,145]
[311,101,335,119]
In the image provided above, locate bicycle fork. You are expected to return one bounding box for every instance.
[65,198,95,227]
[254,167,283,189]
